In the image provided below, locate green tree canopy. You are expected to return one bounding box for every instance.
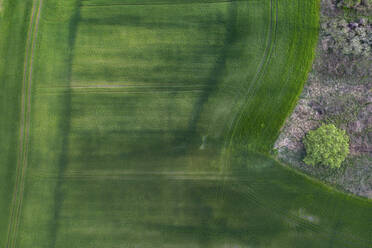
[303,124,350,168]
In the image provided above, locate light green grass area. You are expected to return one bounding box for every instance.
[0,0,371,247]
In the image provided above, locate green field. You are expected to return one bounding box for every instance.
[0,0,371,247]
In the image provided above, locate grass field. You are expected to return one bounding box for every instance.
[0,0,371,247]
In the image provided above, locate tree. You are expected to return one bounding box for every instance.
[303,124,349,168]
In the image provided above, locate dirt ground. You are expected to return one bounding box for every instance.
[275,0,372,198]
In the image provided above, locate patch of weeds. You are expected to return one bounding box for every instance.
[324,95,363,126]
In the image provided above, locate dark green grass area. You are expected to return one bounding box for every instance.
[51,152,372,248]
[1,0,372,247]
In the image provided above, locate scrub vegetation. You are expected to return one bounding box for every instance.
[303,124,350,168]
[0,0,371,247]
[275,0,371,198]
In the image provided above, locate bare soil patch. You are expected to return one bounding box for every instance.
[275,0,372,198]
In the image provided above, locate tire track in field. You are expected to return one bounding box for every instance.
[233,0,282,144]
[214,0,277,225]
[226,0,278,148]
[5,1,37,247]
[219,1,371,245]
[33,171,252,182]
[80,0,258,8]
[218,0,277,181]
[68,84,206,89]
[35,83,207,96]
[218,0,348,242]
[219,0,301,235]
[255,2,370,242]
[5,0,43,247]
[5,1,38,247]
[224,0,371,245]
[235,170,370,247]
[257,0,300,144]
[13,0,43,245]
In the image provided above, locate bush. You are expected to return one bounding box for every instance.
[303,124,350,168]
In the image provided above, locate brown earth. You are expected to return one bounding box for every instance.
[275,0,372,198]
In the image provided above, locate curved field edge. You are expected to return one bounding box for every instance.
[227,150,372,246]
[229,0,320,153]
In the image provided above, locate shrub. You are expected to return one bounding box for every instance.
[303,124,350,168]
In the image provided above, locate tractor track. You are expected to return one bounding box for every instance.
[218,0,278,181]
[80,0,259,8]
[219,0,371,245]
[5,0,43,247]
[226,0,278,148]
[5,1,37,247]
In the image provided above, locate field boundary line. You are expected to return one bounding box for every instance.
[5,0,43,247]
